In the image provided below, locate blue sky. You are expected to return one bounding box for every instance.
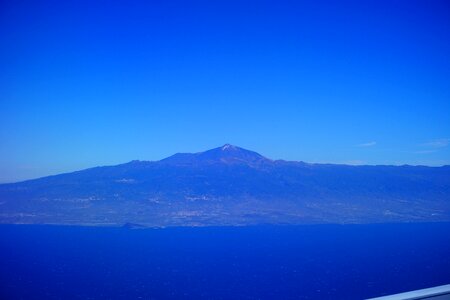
[1,0,449,182]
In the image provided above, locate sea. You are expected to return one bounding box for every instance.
[1,223,449,299]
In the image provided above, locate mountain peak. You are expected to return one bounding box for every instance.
[221,144,237,151]
[161,145,269,165]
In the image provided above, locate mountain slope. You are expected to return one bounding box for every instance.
[0,145,449,226]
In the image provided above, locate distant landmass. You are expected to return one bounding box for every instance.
[0,144,449,226]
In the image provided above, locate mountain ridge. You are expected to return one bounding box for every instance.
[0,145,449,227]
[10,143,447,185]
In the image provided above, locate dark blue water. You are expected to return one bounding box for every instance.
[1,223,449,299]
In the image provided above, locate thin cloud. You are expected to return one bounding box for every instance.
[422,138,450,148]
[414,150,438,154]
[342,160,367,165]
[357,141,377,147]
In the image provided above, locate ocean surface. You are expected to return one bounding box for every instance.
[1,223,449,299]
